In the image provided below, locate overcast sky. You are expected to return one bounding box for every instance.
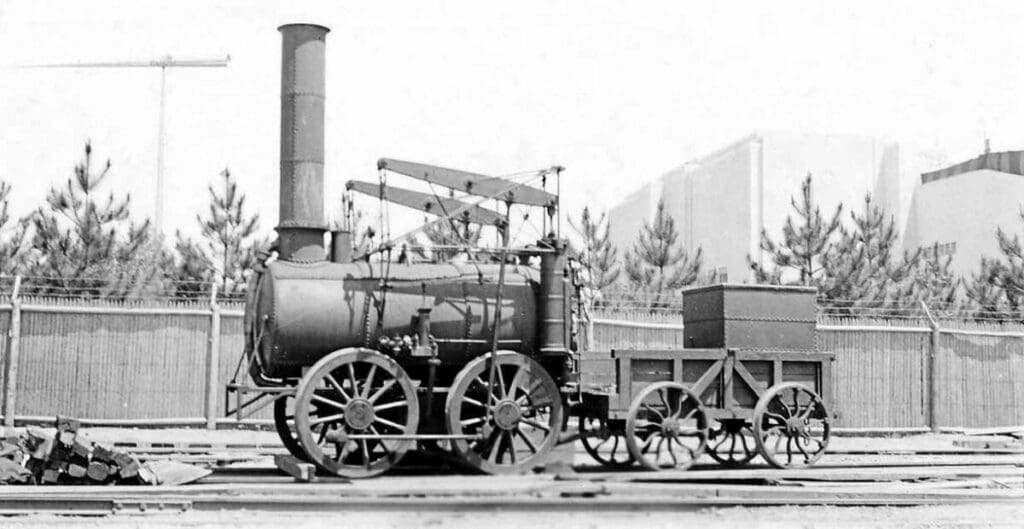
[1,1,1021,240]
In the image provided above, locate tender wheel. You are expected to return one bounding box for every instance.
[446,352,563,474]
[753,383,830,469]
[294,348,420,478]
[579,416,634,468]
[706,419,758,467]
[273,392,309,462]
[625,382,708,471]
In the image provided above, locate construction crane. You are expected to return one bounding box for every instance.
[20,55,231,236]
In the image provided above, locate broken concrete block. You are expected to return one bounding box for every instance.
[144,460,211,486]
[0,459,31,484]
[86,461,110,482]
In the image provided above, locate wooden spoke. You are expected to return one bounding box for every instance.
[707,418,758,467]
[310,393,345,410]
[446,352,562,475]
[373,400,408,413]
[579,416,634,468]
[753,383,830,469]
[324,373,352,403]
[520,418,551,433]
[641,402,665,422]
[495,362,507,398]
[367,379,398,404]
[347,364,360,397]
[374,416,407,432]
[362,365,377,399]
[507,367,526,398]
[294,348,419,478]
[626,382,708,471]
[309,412,346,427]
[462,396,487,409]
[515,428,539,454]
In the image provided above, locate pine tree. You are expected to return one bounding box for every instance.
[624,200,702,306]
[906,242,960,307]
[968,209,1024,313]
[569,207,621,291]
[179,168,264,295]
[26,141,157,297]
[750,174,842,287]
[0,180,31,275]
[964,257,1010,319]
[821,194,919,311]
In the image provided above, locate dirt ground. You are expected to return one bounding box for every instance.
[6,504,1024,529]
[3,429,1022,528]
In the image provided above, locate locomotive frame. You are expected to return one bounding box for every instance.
[223,22,834,479]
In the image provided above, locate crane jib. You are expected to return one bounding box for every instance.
[346,180,507,227]
[377,158,557,208]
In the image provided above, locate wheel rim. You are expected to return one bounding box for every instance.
[446,352,563,474]
[579,416,635,468]
[625,382,708,471]
[753,383,830,469]
[706,419,757,467]
[273,393,309,462]
[294,348,419,478]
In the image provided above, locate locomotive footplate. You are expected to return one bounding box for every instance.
[224,383,296,422]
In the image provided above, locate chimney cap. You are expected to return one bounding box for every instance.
[277,23,331,33]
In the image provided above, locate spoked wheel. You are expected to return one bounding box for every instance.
[446,352,563,474]
[706,418,758,467]
[273,392,309,462]
[579,416,634,468]
[294,348,420,478]
[625,382,708,471]
[753,383,830,469]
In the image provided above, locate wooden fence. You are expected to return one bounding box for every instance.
[590,310,1024,431]
[2,292,1023,430]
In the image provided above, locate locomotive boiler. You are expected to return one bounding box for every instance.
[228,22,835,479]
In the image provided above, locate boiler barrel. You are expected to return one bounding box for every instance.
[252,260,539,379]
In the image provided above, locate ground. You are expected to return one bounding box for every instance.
[1,428,1022,528]
[6,504,1024,529]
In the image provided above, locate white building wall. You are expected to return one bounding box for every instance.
[662,136,754,281]
[608,130,939,285]
[607,179,661,259]
[904,170,1024,277]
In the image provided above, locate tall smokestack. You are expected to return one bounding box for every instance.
[277,23,329,261]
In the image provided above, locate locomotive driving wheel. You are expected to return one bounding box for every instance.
[446,352,563,474]
[578,416,634,468]
[273,392,309,462]
[752,383,830,469]
[294,348,420,478]
[706,419,758,467]
[625,382,708,471]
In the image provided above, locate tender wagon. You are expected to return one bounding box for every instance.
[576,284,834,470]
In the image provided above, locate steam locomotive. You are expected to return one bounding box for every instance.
[228,23,834,478]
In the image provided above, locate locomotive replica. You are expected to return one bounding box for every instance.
[226,23,833,478]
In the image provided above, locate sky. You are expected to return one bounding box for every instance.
[1,1,1022,242]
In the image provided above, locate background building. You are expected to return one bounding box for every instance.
[903,150,1024,278]
[609,130,945,282]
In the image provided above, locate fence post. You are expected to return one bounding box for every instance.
[3,276,22,427]
[204,283,221,430]
[920,301,940,432]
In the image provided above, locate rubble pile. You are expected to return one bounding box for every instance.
[1,417,159,485]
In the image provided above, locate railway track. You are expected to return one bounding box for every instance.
[3,460,1023,516]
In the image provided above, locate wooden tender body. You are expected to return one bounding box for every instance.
[576,284,834,470]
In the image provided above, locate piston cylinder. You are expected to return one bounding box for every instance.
[537,237,570,356]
